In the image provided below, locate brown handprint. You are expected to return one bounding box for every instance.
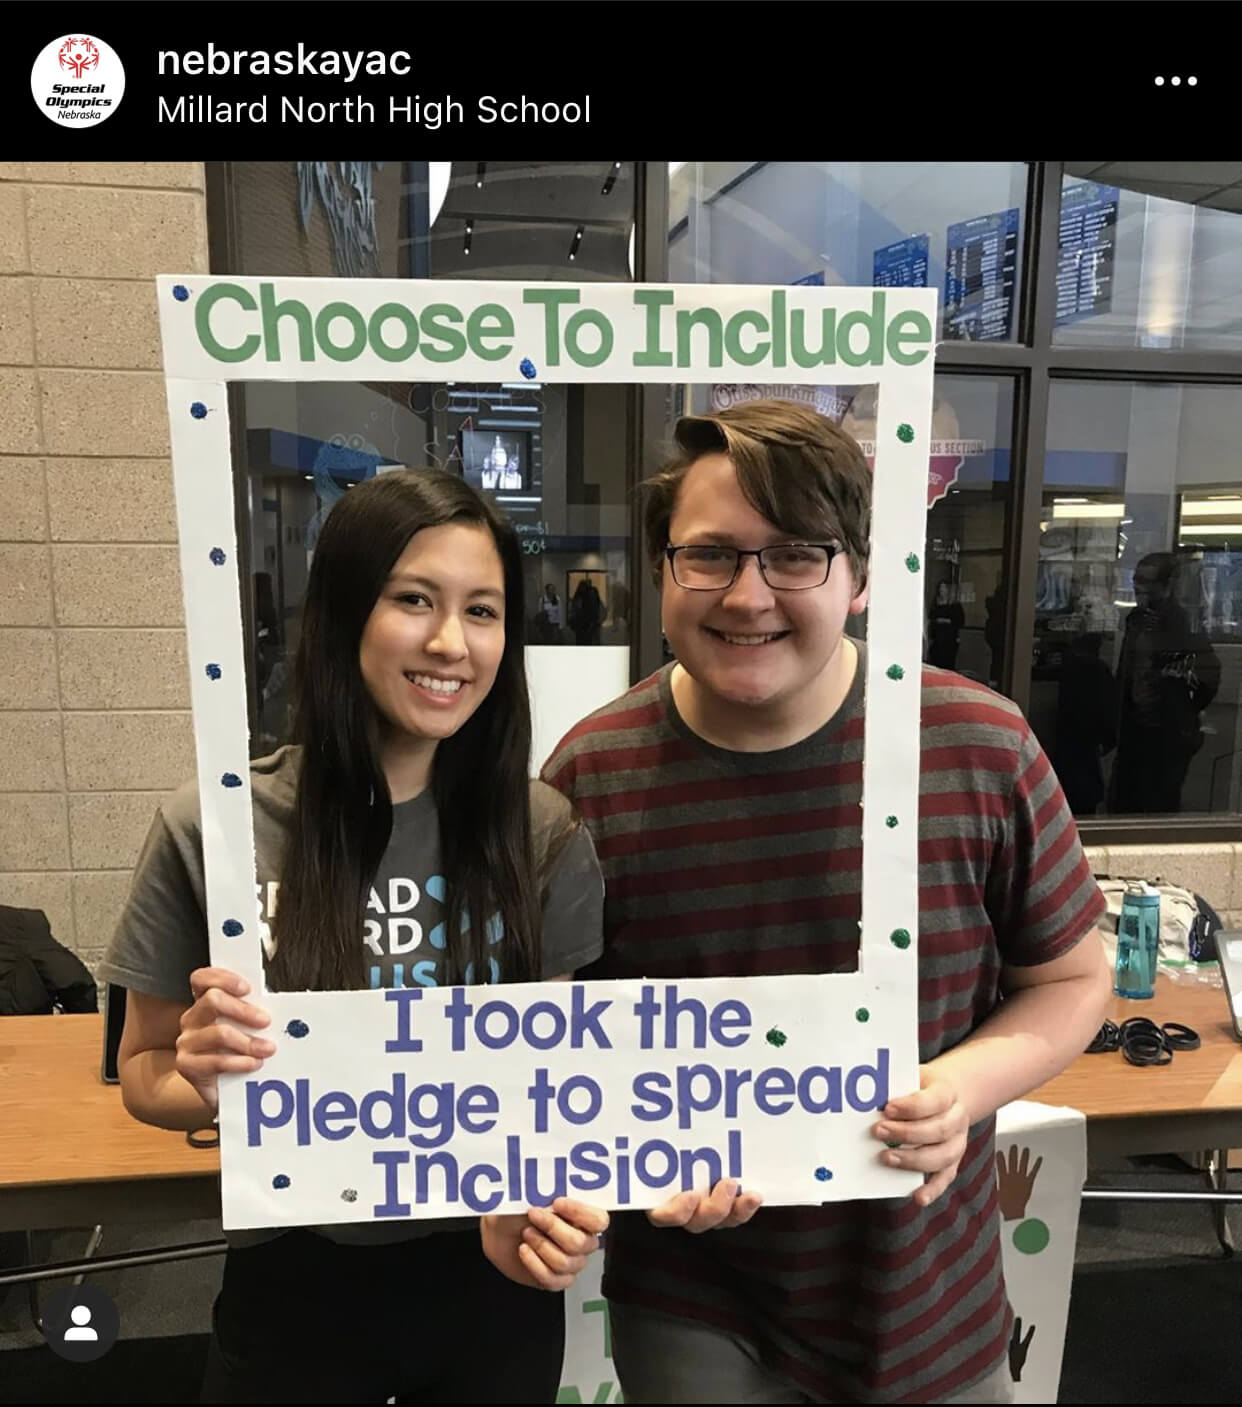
[995,1144,1043,1221]
[1008,1317,1036,1382]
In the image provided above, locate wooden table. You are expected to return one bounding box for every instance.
[1027,973,1242,1164]
[3,981,1240,1233]
[0,1012,220,1234]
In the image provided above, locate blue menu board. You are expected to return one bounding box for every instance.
[873,234,929,288]
[943,208,1019,341]
[1055,182,1119,326]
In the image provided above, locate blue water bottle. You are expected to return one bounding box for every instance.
[1114,885,1160,1000]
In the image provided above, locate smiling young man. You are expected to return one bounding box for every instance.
[542,400,1111,1405]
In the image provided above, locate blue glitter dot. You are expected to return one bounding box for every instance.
[519,358,537,379]
[221,772,242,788]
[222,919,243,937]
[209,547,226,566]
[206,663,222,680]
[286,1019,309,1039]
[190,402,208,420]
[815,1166,833,1182]
[272,1174,291,1190]
[172,285,190,302]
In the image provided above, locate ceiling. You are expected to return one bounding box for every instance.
[1064,163,1242,213]
[429,160,635,281]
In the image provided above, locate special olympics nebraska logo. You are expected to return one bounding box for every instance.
[58,37,100,80]
[32,33,125,128]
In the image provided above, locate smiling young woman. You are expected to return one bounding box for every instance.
[100,468,609,1404]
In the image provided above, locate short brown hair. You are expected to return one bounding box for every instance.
[641,399,871,588]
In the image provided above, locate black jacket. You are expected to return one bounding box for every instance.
[0,905,98,1015]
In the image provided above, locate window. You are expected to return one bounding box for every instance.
[1053,167,1242,351]
[669,162,1029,342]
[1028,382,1242,817]
[210,162,640,753]
[217,161,1242,836]
[657,161,1242,835]
[918,376,1015,687]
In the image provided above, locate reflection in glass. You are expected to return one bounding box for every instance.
[906,377,1014,690]
[221,160,641,752]
[1030,382,1242,816]
[228,161,637,284]
[241,380,632,756]
[668,162,1027,343]
[1110,551,1221,812]
[1053,174,1242,352]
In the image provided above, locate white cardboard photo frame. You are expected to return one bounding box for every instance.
[157,277,937,1230]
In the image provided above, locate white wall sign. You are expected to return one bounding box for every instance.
[157,277,937,1229]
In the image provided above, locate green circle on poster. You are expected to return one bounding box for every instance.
[1013,1218,1050,1254]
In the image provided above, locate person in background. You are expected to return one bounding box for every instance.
[542,583,563,629]
[1110,551,1221,813]
[601,582,632,646]
[927,578,966,669]
[983,580,1005,689]
[1052,631,1118,816]
[569,576,606,645]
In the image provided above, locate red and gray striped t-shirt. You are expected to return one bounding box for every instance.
[543,648,1105,1404]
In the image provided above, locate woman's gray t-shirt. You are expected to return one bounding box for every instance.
[99,745,605,1246]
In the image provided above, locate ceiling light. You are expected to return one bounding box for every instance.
[1183,498,1242,516]
[1051,503,1125,520]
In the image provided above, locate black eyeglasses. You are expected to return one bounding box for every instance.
[665,543,839,591]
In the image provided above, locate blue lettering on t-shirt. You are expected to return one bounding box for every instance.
[364,875,503,989]
[369,959,441,989]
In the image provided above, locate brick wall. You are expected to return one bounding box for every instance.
[0,161,206,972]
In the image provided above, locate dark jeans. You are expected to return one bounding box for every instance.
[201,1228,565,1404]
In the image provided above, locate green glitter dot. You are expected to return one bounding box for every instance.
[1013,1218,1051,1255]
[886,663,904,681]
[905,553,921,573]
[897,423,915,443]
[855,1007,870,1022]
[885,815,899,828]
[766,1027,787,1048]
[891,928,912,949]
[886,1140,903,1149]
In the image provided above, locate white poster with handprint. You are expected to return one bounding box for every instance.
[995,1101,1088,1404]
[559,1256,621,1404]
[552,1098,1088,1404]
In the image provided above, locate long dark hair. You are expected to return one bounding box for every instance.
[267,468,540,991]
